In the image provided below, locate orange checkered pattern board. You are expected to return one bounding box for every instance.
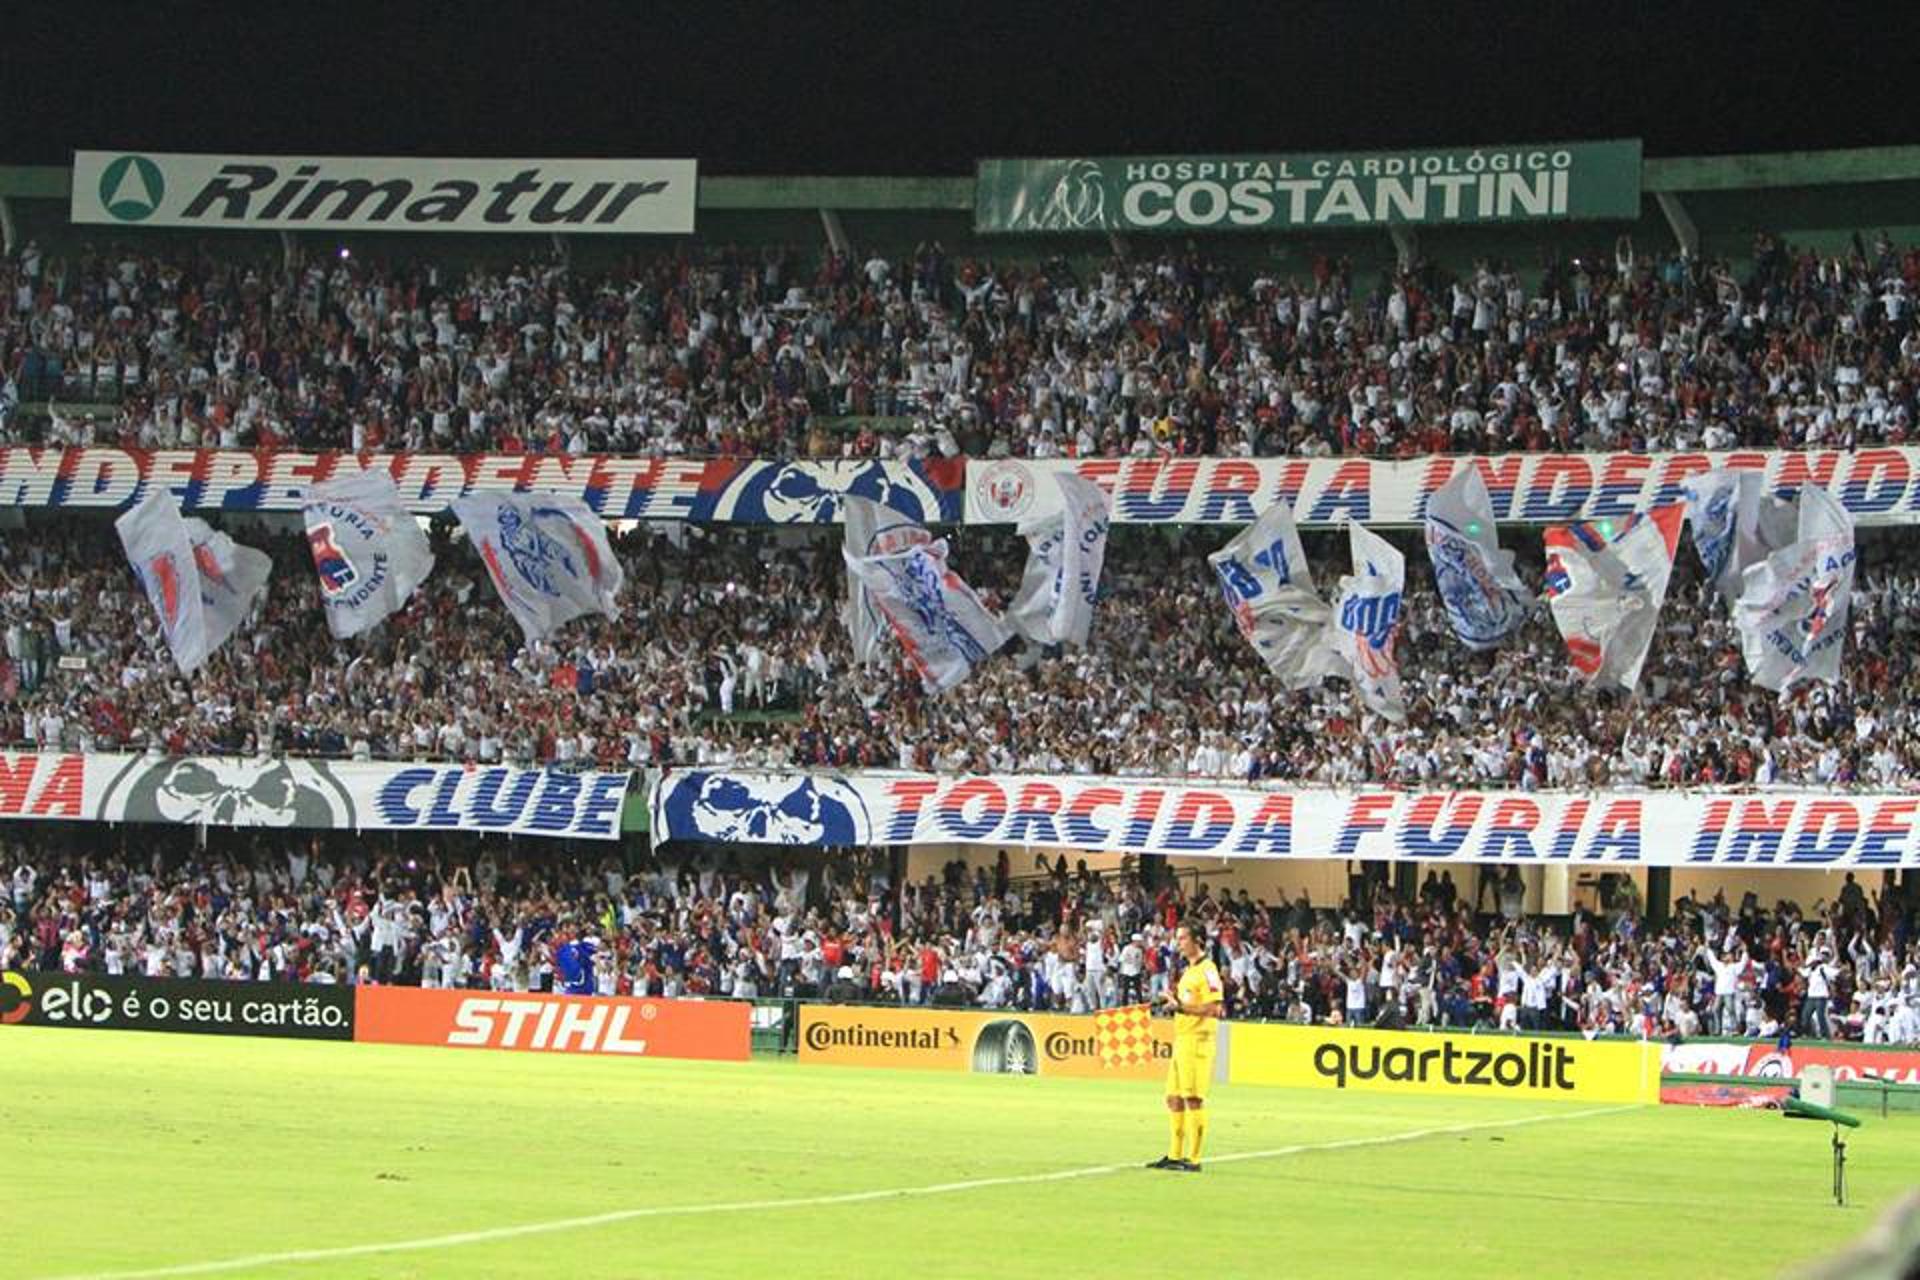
[1091,1003,1156,1068]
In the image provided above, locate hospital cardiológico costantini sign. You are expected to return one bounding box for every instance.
[72,152,697,234]
[975,140,1641,233]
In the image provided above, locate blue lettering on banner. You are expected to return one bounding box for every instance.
[369,764,628,838]
[377,768,439,824]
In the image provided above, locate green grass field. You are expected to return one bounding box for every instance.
[3,1028,1912,1279]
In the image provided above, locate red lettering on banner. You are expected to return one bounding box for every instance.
[884,778,940,842]
[1723,451,1769,474]
[0,755,40,814]
[390,453,465,506]
[467,454,532,493]
[260,452,323,507]
[1469,456,1527,513]
[198,451,261,507]
[0,449,63,504]
[64,448,141,507]
[526,455,588,497]
[29,756,84,817]
[145,449,200,499]
[1075,459,1122,494]
[1776,452,1840,492]
[588,457,666,517]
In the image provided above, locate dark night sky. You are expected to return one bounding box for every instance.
[3,3,1911,172]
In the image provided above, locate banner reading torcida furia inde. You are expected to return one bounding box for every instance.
[975,139,1642,233]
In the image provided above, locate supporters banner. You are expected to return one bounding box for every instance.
[1227,1023,1658,1103]
[72,151,696,234]
[0,971,354,1041]
[974,140,1641,233]
[651,770,1920,867]
[0,753,629,839]
[354,987,750,1060]
[1660,1040,1920,1086]
[798,1004,1177,1080]
[964,450,1920,527]
[0,448,963,523]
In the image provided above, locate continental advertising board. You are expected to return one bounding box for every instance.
[1227,1023,1658,1103]
[1662,1040,1920,1086]
[798,1004,1181,1080]
[353,986,750,1061]
[0,971,354,1041]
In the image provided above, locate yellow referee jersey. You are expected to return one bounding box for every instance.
[1173,958,1223,1043]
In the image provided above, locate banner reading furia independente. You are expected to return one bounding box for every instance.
[975,139,1641,233]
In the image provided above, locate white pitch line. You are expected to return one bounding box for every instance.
[44,1103,1638,1280]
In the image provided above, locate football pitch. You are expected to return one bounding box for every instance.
[4,1028,1913,1279]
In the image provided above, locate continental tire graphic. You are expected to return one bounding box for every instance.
[97,756,355,828]
[971,1019,1038,1075]
[0,971,32,1024]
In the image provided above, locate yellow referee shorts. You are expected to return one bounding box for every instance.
[1165,1037,1216,1100]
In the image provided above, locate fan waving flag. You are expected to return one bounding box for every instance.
[1327,523,1407,721]
[841,495,933,667]
[453,493,624,644]
[1208,502,1341,687]
[1007,473,1112,648]
[1424,467,1530,650]
[1543,506,1684,693]
[1682,467,1794,603]
[1092,1003,1156,1068]
[844,538,1010,693]
[1734,484,1856,692]
[302,469,436,639]
[115,493,271,675]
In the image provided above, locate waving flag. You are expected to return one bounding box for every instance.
[1208,502,1341,687]
[115,494,271,675]
[1007,473,1112,648]
[1734,484,1856,692]
[1424,468,1530,649]
[843,539,1010,693]
[1682,467,1794,602]
[453,494,624,644]
[842,496,933,666]
[1327,524,1406,721]
[1543,506,1684,693]
[302,470,435,639]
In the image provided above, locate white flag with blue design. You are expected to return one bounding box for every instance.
[842,496,933,666]
[1424,467,1530,650]
[1734,484,1855,692]
[115,493,271,675]
[453,493,624,644]
[1008,473,1111,647]
[1682,467,1794,602]
[1327,523,1407,721]
[1208,502,1341,687]
[843,539,1010,693]
[302,469,435,639]
[1543,506,1685,693]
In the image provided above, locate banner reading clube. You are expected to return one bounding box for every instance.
[0,752,629,840]
[651,770,1920,867]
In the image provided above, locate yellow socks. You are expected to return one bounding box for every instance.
[1167,1109,1187,1160]
[1185,1107,1207,1163]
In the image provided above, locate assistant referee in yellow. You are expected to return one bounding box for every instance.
[1148,920,1224,1173]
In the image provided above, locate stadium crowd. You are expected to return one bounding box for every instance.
[4,836,1916,1045]
[3,228,1918,460]
[4,516,1920,789]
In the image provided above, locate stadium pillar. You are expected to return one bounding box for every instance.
[1647,866,1672,926]
[820,209,851,258]
[0,196,14,255]
[551,233,571,264]
[1392,860,1415,902]
[1388,225,1418,271]
[278,231,297,271]
[1655,192,1699,259]
[1107,231,1130,260]
[1540,865,1571,915]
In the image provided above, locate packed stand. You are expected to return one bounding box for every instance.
[4,837,1916,1045]
[3,514,1920,789]
[2,230,1918,459]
